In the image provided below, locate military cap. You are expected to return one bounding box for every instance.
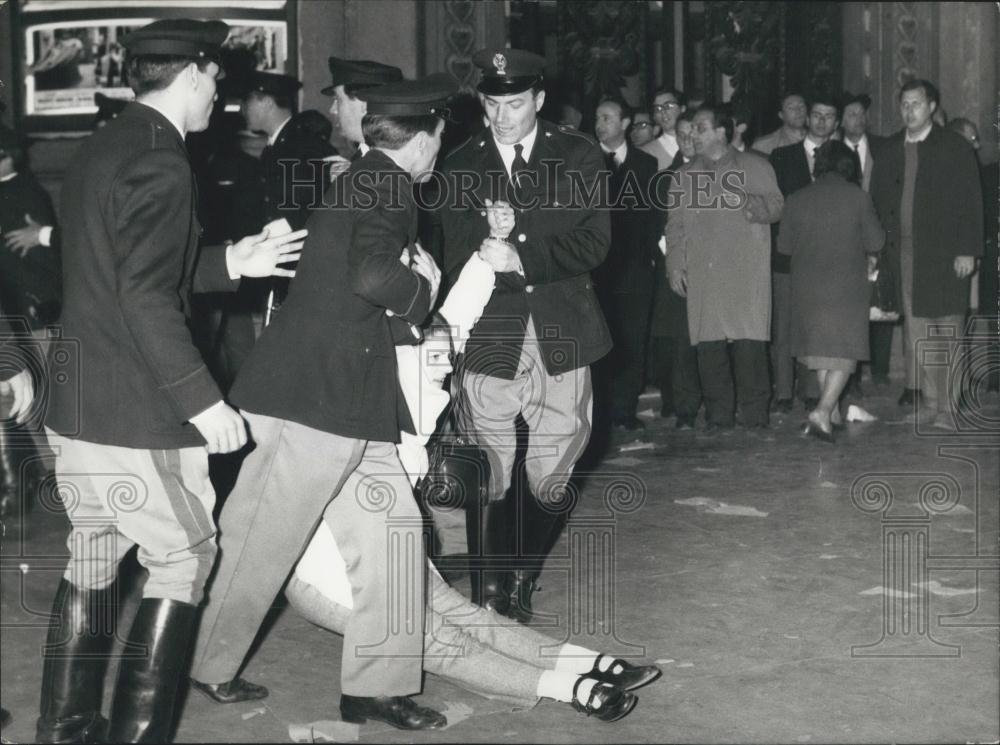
[121,19,229,67]
[245,71,302,99]
[94,92,129,123]
[473,48,545,95]
[321,57,403,96]
[359,75,458,119]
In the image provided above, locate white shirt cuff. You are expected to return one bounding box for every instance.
[39,226,53,247]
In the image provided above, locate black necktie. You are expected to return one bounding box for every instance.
[605,150,617,171]
[510,143,529,200]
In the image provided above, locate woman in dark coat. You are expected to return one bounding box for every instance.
[778,140,885,440]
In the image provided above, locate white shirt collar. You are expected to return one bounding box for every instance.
[905,124,932,143]
[657,131,678,158]
[0,171,18,183]
[268,116,293,146]
[803,136,824,157]
[600,141,628,164]
[493,123,539,177]
[358,142,370,157]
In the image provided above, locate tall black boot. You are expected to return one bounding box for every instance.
[468,498,513,614]
[106,598,197,743]
[0,422,19,519]
[35,579,114,744]
[506,494,570,624]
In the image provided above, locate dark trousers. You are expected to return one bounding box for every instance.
[597,290,652,422]
[869,321,895,382]
[697,339,770,427]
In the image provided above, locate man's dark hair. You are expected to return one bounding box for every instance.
[252,89,296,113]
[653,86,687,108]
[362,114,441,149]
[899,78,940,107]
[677,108,697,125]
[597,96,632,122]
[780,91,806,107]
[695,104,735,144]
[814,139,860,185]
[125,54,214,97]
[807,90,841,118]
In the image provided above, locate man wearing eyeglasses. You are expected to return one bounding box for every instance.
[640,87,686,171]
[629,111,658,148]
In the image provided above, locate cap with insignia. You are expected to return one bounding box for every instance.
[472,48,545,95]
[321,57,403,96]
[359,75,458,119]
[245,71,302,99]
[121,19,229,71]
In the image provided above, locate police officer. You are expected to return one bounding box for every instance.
[35,19,305,743]
[439,49,611,621]
[190,77,454,731]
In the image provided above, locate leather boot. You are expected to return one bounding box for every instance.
[35,579,114,744]
[106,599,197,743]
[506,495,569,624]
[0,421,19,519]
[467,497,512,614]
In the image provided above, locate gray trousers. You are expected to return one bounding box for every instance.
[46,430,216,604]
[286,560,558,708]
[457,320,593,504]
[191,412,425,696]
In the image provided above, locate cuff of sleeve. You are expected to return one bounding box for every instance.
[39,226,53,247]
[163,365,223,424]
[225,243,240,280]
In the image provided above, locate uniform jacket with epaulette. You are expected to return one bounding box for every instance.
[439,118,612,378]
[45,102,238,449]
[229,149,432,443]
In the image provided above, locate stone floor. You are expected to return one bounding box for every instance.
[2,378,998,744]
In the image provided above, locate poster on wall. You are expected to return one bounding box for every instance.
[24,20,288,115]
[15,1,292,130]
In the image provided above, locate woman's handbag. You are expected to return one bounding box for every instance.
[869,258,900,322]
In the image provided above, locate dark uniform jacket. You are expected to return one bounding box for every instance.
[0,172,61,327]
[871,125,983,318]
[440,118,612,378]
[259,110,336,231]
[45,102,238,449]
[230,149,432,443]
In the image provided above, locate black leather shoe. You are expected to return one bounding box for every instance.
[898,387,921,406]
[503,571,538,624]
[190,678,269,704]
[770,398,793,414]
[570,678,637,722]
[340,695,446,730]
[588,655,661,691]
[612,417,645,431]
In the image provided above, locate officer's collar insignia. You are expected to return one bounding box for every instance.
[493,53,507,76]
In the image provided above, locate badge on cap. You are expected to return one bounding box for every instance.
[493,53,507,76]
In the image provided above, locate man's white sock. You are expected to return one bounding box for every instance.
[553,643,600,674]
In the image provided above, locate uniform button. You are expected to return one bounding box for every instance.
[517,233,526,243]
[525,285,534,293]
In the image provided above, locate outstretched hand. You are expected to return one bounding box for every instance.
[228,227,308,278]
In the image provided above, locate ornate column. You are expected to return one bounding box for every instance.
[420,0,508,88]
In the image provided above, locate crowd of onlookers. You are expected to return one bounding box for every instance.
[2,76,997,524]
[587,80,995,442]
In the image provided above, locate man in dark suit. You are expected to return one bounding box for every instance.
[871,79,982,430]
[841,92,894,391]
[241,71,336,320]
[191,78,454,731]
[35,20,305,744]
[439,49,611,623]
[592,97,660,430]
[769,92,840,413]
